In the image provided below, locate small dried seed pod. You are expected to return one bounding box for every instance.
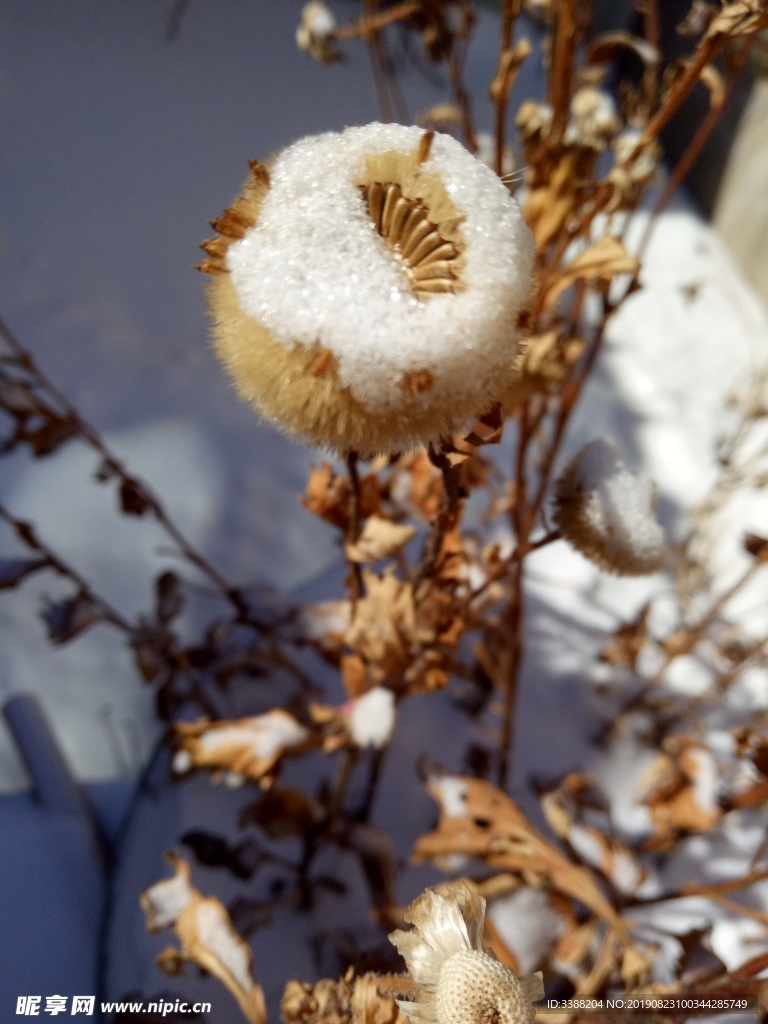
[389,882,543,1024]
[554,438,666,575]
[204,123,534,457]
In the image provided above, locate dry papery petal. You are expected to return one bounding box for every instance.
[543,237,639,312]
[554,438,666,576]
[389,880,544,1024]
[172,709,311,788]
[140,853,266,1024]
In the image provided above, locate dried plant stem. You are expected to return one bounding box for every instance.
[493,0,525,175]
[637,0,661,112]
[547,0,579,148]
[334,1,420,40]
[447,42,477,153]
[497,559,524,789]
[637,38,751,263]
[636,28,735,155]
[0,315,257,626]
[0,500,132,633]
[345,451,365,601]
[650,557,765,685]
[413,444,465,588]
[362,0,393,122]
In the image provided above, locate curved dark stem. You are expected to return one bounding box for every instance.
[412,443,466,589]
[345,451,365,601]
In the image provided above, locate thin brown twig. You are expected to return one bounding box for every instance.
[412,444,465,589]
[0,315,258,625]
[345,451,365,601]
[493,0,525,175]
[0,500,133,633]
[636,37,751,263]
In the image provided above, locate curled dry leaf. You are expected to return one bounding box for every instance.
[42,591,104,645]
[544,237,640,311]
[0,557,48,589]
[346,515,417,563]
[412,774,630,943]
[241,783,324,839]
[345,568,417,679]
[140,852,267,1024]
[705,0,768,38]
[540,776,645,896]
[172,709,311,788]
[635,735,722,848]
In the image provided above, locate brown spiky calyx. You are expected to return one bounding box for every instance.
[360,182,461,300]
[197,160,270,274]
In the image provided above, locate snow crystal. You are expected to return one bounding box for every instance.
[227,122,533,414]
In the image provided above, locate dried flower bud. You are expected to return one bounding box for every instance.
[553,438,666,575]
[564,88,621,151]
[204,123,533,456]
[515,100,553,142]
[390,881,544,1024]
[613,129,660,184]
[296,1,340,64]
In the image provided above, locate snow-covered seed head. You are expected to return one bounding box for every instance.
[389,882,543,1024]
[554,438,666,576]
[202,123,534,457]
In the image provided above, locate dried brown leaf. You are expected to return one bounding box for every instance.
[345,569,416,678]
[413,775,630,942]
[346,515,416,563]
[141,853,267,1024]
[544,237,640,310]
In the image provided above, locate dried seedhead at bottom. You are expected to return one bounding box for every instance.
[554,438,666,576]
[389,881,543,1024]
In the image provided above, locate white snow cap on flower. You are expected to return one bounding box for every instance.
[226,122,533,419]
[348,686,396,748]
[554,438,666,575]
[390,881,544,1024]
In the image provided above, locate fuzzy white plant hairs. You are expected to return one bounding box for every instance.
[389,881,544,1024]
[554,437,666,575]
[201,123,534,457]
